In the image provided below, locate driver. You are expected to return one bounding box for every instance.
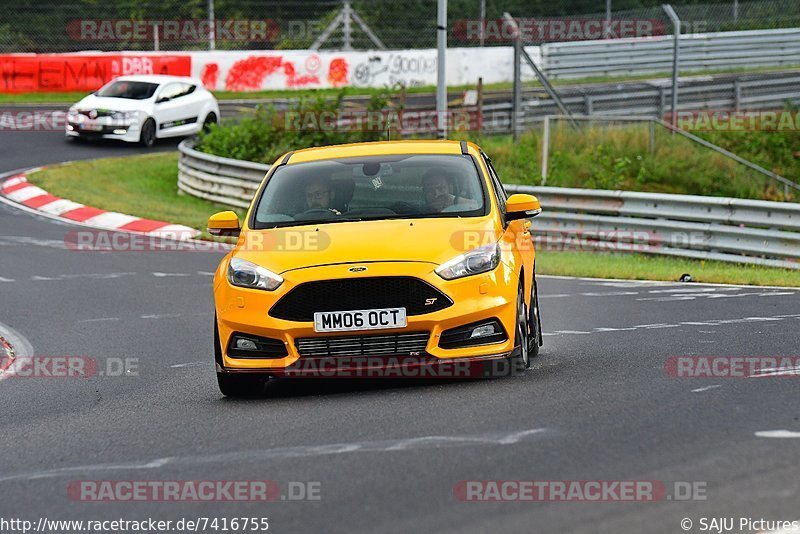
[422,168,468,212]
[303,177,341,214]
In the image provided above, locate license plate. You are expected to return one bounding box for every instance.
[314,308,407,333]
[80,121,103,131]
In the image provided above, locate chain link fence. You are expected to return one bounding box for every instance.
[1,0,798,53]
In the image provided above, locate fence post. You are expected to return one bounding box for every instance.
[663,4,681,129]
[584,95,594,114]
[733,79,741,111]
[512,26,521,141]
[541,116,550,185]
[649,119,656,154]
[477,77,484,134]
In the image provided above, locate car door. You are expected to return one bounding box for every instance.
[153,82,201,137]
[482,152,535,300]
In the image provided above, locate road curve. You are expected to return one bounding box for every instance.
[0,129,798,533]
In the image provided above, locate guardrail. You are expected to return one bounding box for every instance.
[178,140,799,269]
[480,71,800,133]
[505,184,800,270]
[177,140,269,209]
[540,28,800,79]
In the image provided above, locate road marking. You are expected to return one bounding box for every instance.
[79,317,120,323]
[749,365,800,378]
[754,430,800,438]
[539,294,571,299]
[152,272,191,277]
[0,276,14,282]
[538,274,800,290]
[547,313,800,338]
[691,385,721,393]
[0,428,548,482]
[170,362,205,368]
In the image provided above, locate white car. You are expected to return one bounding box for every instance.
[66,75,220,147]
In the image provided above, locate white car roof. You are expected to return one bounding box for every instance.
[112,74,204,86]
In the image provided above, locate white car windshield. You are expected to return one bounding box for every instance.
[95,81,159,100]
[253,154,487,228]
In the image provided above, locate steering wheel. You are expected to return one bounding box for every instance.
[299,208,339,218]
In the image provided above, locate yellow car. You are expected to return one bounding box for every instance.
[209,140,542,396]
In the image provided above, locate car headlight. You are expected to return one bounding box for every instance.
[435,243,501,280]
[111,111,134,120]
[227,257,283,291]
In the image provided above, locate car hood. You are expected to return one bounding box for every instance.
[74,94,151,112]
[233,216,502,274]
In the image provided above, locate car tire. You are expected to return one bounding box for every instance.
[138,118,156,147]
[491,283,529,378]
[528,280,541,359]
[217,372,266,397]
[214,316,267,397]
[202,113,217,132]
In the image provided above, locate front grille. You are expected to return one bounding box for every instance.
[296,331,430,358]
[269,276,452,322]
[78,109,115,118]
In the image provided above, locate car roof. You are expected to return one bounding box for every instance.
[112,74,203,86]
[286,140,479,164]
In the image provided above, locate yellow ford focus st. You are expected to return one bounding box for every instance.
[209,140,543,396]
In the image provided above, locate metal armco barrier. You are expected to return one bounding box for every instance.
[178,140,799,269]
[177,140,269,209]
[505,185,800,269]
[540,28,800,79]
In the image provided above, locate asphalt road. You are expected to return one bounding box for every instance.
[0,132,799,534]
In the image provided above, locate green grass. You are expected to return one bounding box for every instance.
[22,152,800,287]
[537,250,800,287]
[474,124,795,201]
[26,152,245,233]
[2,64,798,104]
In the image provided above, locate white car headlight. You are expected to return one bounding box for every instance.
[435,243,501,280]
[227,257,283,291]
[111,111,134,120]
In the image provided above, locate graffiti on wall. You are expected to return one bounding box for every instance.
[0,55,190,92]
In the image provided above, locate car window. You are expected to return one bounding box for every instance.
[95,81,159,100]
[482,152,507,214]
[157,83,195,102]
[253,154,487,228]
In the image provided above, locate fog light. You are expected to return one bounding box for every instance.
[113,128,127,135]
[439,319,507,349]
[235,338,258,350]
[227,332,288,359]
[470,324,498,338]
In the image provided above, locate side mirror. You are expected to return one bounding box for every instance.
[208,211,241,236]
[505,193,542,221]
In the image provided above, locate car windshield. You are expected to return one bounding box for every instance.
[95,81,159,100]
[252,154,487,228]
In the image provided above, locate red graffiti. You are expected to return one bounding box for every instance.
[200,63,219,90]
[327,57,348,87]
[224,56,283,91]
[283,62,319,87]
[0,55,190,93]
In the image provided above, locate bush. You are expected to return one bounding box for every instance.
[195,90,390,164]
